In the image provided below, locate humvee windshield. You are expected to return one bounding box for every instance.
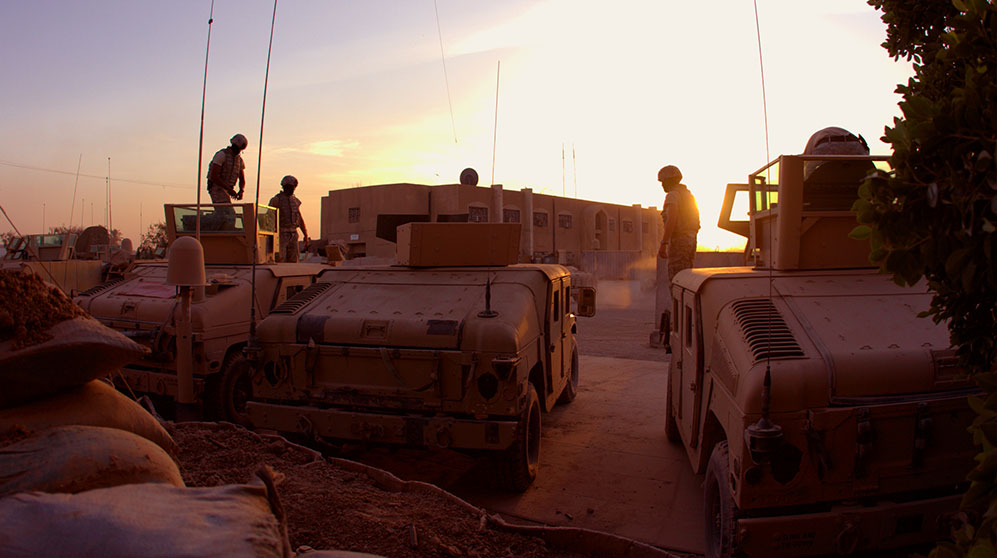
[172,204,277,235]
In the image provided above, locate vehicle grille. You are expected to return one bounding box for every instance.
[731,299,805,361]
[271,281,332,314]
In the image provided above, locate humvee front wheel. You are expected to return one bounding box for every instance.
[220,355,256,427]
[557,345,580,404]
[494,382,541,492]
[704,441,738,558]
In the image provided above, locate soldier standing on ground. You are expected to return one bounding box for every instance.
[207,134,248,205]
[268,175,308,263]
[657,165,700,351]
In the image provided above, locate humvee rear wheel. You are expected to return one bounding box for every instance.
[704,441,738,558]
[220,355,256,427]
[494,382,541,492]
[557,345,580,404]
[664,371,680,444]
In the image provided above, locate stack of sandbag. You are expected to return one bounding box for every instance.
[0,270,293,557]
[0,270,179,496]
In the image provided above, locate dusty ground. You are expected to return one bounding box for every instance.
[168,421,587,558]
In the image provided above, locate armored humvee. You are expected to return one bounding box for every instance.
[666,130,976,557]
[230,222,596,491]
[74,203,326,417]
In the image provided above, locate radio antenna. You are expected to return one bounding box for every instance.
[247,0,278,354]
[195,0,216,241]
[490,61,500,186]
[434,0,457,145]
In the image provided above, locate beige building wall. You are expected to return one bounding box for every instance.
[320,182,663,263]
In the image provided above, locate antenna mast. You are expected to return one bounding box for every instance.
[490,61,500,186]
[248,0,279,354]
[195,0,216,241]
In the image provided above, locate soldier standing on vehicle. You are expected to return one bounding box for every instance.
[207,134,248,205]
[657,165,699,351]
[269,175,308,263]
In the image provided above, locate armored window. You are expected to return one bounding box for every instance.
[468,206,489,223]
[553,290,560,320]
[622,220,634,233]
[503,209,521,223]
[558,214,573,229]
[608,218,616,232]
[533,212,548,228]
[348,207,360,223]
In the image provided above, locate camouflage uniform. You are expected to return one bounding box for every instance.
[661,183,700,281]
[207,146,245,220]
[268,191,304,263]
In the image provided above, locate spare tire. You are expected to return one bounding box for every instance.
[0,425,183,497]
[0,380,177,455]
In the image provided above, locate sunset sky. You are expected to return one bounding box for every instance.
[0,0,912,251]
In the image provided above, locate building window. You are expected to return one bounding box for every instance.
[533,212,548,228]
[348,207,360,223]
[642,220,649,232]
[608,218,616,232]
[622,219,634,233]
[468,206,489,223]
[558,214,573,229]
[503,209,521,223]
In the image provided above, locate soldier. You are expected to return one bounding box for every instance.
[207,134,248,205]
[657,165,699,351]
[268,175,308,263]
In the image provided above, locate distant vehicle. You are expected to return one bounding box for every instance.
[2,231,105,293]
[74,203,327,418]
[665,135,976,557]
[233,222,597,491]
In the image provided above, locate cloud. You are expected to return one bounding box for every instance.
[274,139,361,158]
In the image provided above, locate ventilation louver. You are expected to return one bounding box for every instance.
[270,282,332,314]
[731,299,805,361]
[77,277,125,297]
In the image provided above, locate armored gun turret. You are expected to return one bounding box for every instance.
[667,128,975,557]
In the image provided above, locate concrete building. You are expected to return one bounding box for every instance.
[319,182,663,276]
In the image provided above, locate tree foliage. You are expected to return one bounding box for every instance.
[137,222,169,259]
[858,1,996,556]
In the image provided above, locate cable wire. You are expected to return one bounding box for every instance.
[434,0,458,145]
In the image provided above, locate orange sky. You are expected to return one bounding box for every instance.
[0,1,912,251]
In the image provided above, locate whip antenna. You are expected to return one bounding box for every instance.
[248,0,278,350]
[69,154,82,230]
[491,61,500,186]
[195,0,216,240]
[434,0,458,145]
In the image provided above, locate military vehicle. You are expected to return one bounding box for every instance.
[74,203,326,417]
[227,222,596,491]
[665,129,976,557]
[2,231,107,293]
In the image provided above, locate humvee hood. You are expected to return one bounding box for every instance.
[774,275,955,399]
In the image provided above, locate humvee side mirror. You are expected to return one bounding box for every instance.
[576,287,596,317]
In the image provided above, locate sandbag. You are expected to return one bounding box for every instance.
[0,469,291,558]
[0,317,150,408]
[0,380,177,455]
[0,425,183,497]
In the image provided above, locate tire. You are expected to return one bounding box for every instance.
[704,441,738,558]
[219,355,256,427]
[494,382,541,492]
[557,345,580,404]
[664,370,680,444]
